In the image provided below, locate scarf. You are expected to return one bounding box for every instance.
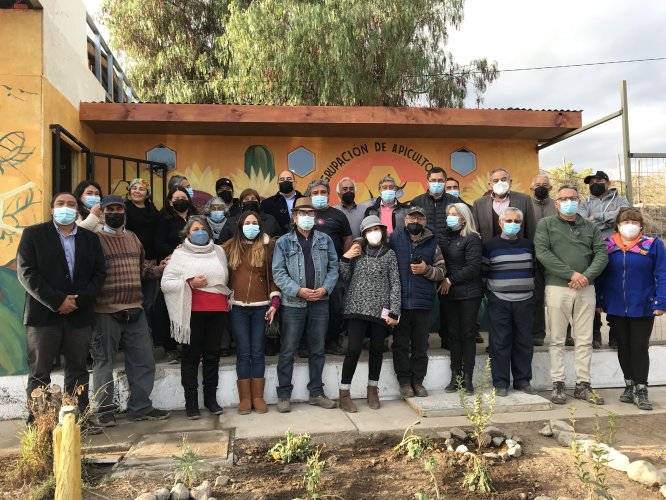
[161,238,230,344]
[206,216,227,240]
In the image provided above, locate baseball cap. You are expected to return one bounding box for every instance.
[215,178,234,192]
[583,171,610,184]
[100,195,124,208]
[407,206,426,217]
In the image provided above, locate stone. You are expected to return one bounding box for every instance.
[499,451,510,461]
[482,426,504,438]
[134,494,157,500]
[507,444,523,458]
[169,483,190,500]
[437,431,452,440]
[506,439,517,449]
[154,488,170,500]
[215,475,230,487]
[627,460,666,487]
[534,497,556,500]
[477,432,492,449]
[549,419,574,434]
[512,435,523,444]
[483,452,499,460]
[455,444,469,454]
[519,493,528,500]
[492,436,504,447]
[555,431,592,447]
[406,390,551,417]
[191,480,212,500]
[539,423,553,437]
[450,427,468,441]
[660,484,666,498]
[580,442,630,472]
[445,438,455,451]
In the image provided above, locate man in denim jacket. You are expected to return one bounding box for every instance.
[272,197,340,413]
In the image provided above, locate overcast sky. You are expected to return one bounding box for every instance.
[85,0,666,178]
[447,0,666,177]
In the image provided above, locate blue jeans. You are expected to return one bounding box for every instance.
[230,305,268,379]
[277,301,328,399]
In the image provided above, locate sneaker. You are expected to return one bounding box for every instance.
[413,384,428,397]
[633,385,652,410]
[95,413,117,427]
[574,382,604,405]
[516,383,536,395]
[399,384,415,398]
[565,336,575,347]
[130,408,170,421]
[277,398,291,413]
[533,338,545,347]
[165,350,179,364]
[495,387,508,397]
[308,394,337,409]
[551,381,567,405]
[620,381,634,403]
[592,339,602,350]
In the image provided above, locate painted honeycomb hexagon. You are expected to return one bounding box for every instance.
[451,148,477,177]
[146,144,177,174]
[288,146,315,177]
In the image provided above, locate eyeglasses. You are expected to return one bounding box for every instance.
[556,196,579,202]
[406,215,426,221]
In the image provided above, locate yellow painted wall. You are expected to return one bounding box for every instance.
[93,134,538,205]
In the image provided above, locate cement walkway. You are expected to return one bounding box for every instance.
[1,386,665,459]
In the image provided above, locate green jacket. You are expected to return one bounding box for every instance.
[534,214,608,287]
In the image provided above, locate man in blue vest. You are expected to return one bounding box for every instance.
[390,206,446,398]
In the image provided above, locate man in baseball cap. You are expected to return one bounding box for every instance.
[579,170,630,349]
[215,178,240,216]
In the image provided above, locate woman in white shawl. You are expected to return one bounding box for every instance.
[161,217,230,420]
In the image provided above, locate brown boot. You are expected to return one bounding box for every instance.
[339,389,357,413]
[237,379,252,415]
[367,385,380,410]
[251,378,268,414]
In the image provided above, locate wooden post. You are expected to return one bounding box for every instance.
[54,409,82,500]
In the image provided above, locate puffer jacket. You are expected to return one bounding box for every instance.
[442,227,484,301]
[596,234,666,317]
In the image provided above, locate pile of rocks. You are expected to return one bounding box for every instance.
[438,425,523,461]
[134,476,233,500]
[540,419,666,498]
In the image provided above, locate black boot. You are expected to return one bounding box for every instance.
[445,370,462,393]
[204,388,223,415]
[463,373,474,395]
[184,389,200,420]
[202,355,222,414]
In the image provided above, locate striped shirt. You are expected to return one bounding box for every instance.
[482,236,535,302]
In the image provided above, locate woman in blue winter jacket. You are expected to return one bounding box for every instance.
[596,207,666,410]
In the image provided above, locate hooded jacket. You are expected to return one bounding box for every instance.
[578,188,630,239]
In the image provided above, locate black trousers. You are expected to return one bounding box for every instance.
[180,311,225,394]
[326,280,346,345]
[532,264,546,340]
[26,321,92,414]
[152,288,178,352]
[607,315,653,385]
[443,296,482,374]
[341,318,387,384]
[487,292,534,389]
[392,309,431,386]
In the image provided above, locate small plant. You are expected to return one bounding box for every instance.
[303,446,326,499]
[569,400,617,500]
[171,434,204,488]
[393,420,432,459]
[457,357,496,493]
[462,454,495,493]
[268,429,313,464]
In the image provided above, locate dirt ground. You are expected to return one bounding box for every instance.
[1,414,665,499]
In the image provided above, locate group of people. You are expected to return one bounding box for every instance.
[17,166,664,431]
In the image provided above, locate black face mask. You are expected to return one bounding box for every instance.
[105,213,125,229]
[341,191,355,205]
[534,186,549,200]
[243,201,260,213]
[172,199,190,213]
[218,190,233,204]
[406,223,424,235]
[589,183,606,197]
[278,181,293,194]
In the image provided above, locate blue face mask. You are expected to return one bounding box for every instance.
[446,215,461,229]
[559,200,579,216]
[311,195,328,209]
[83,195,100,208]
[209,211,225,222]
[429,182,444,195]
[190,229,209,246]
[242,224,260,240]
[503,222,521,236]
[380,190,396,203]
[448,190,459,198]
[297,215,315,231]
[185,187,195,199]
[53,207,77,225]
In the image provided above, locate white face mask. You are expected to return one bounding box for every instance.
[618,224,640,240]
[492,180,510,196]
[366,230,383,246]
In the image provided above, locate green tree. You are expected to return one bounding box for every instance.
[223,0,498,106]
[544,162,593,190]
[101,0,247,103]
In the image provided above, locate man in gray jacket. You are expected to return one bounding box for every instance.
[578,170,630,348]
